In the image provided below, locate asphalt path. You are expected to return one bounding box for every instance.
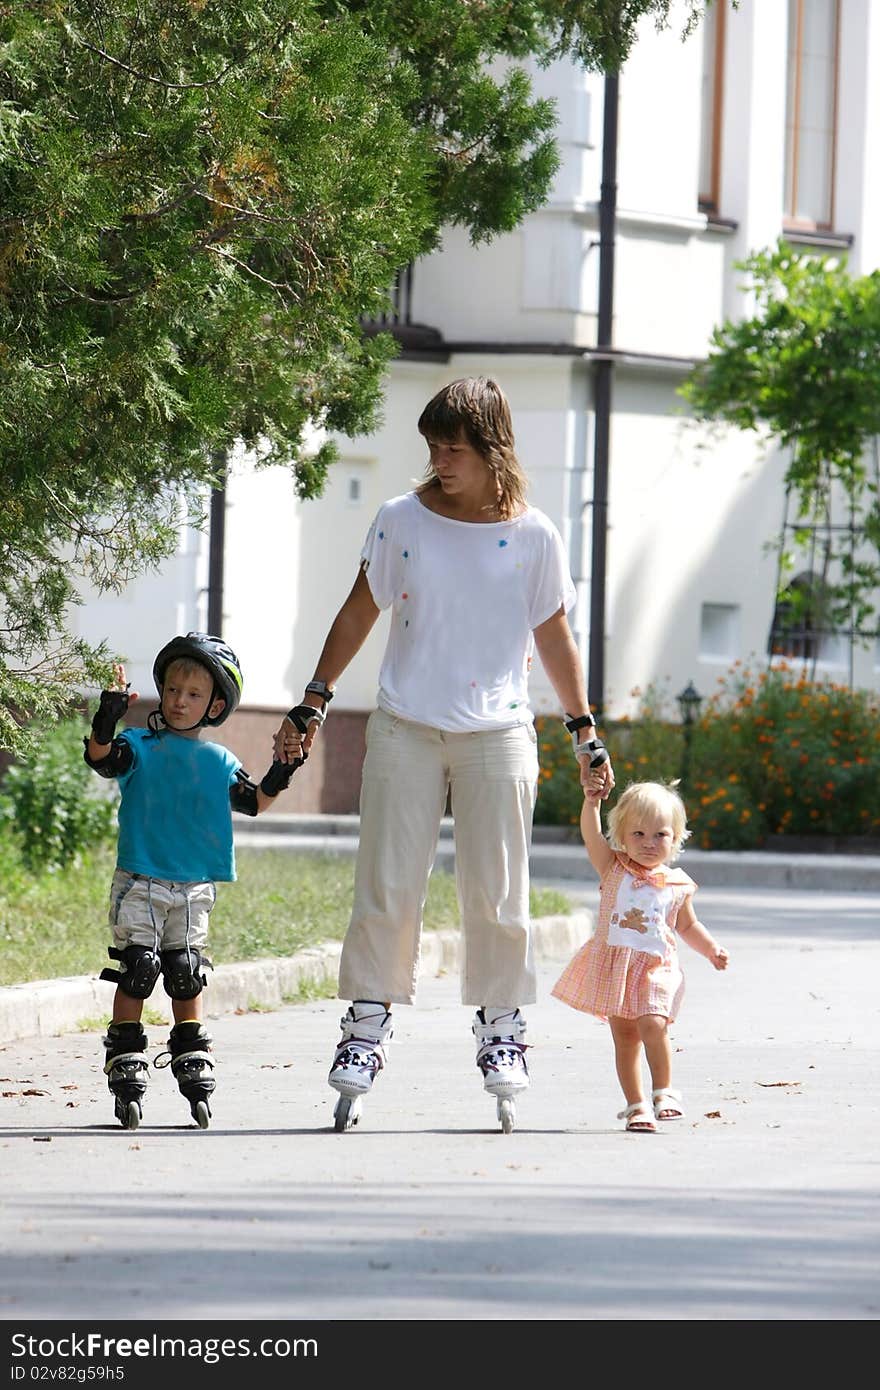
[0,880,878,1345]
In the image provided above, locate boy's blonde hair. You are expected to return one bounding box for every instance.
[164,655,211,684]
[415,377,529,520]
[606,781,691,861]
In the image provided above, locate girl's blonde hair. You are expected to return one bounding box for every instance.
[606,781,691,862]
[415,377,529,520]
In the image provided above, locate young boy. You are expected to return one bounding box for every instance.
[84,631,315,1130]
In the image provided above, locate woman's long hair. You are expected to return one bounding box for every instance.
[415,377,528,519]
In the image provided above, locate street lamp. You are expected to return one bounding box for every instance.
[676,680,703,787]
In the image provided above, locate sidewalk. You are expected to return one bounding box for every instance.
[1,879,878,1322]
[2,813,877,1047]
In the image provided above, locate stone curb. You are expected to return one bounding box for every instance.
[0,912,590,1047]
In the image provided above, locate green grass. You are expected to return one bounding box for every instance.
[0,844,571,988]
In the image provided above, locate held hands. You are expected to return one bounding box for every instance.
[273,702,325,765]
[563,714,614,799]
[577,745,615,799]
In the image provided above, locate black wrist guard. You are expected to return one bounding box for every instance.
[91,687,131,745]
[286,703,326,734]
[575,737,609,769]
[260,758,303,797]
[563,712,596,756]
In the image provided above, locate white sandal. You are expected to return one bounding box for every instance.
[652,1088,684,1121]
[617,1101,657,1133]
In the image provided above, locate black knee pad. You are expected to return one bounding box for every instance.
[100,945,161,999]
[160,947,211,1001]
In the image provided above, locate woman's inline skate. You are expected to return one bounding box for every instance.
[328,1001,394,1132]
[154,1020,216,1129]
[102,1021,150,1131]
[473,1007,529,1134]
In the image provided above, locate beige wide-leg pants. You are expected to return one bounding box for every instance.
[338,709,540,1007]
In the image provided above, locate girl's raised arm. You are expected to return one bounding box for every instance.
[580,791,614,878]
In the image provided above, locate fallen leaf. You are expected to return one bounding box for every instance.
[756,1081,801,1088]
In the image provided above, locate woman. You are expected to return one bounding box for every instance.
[275,377,612,1132]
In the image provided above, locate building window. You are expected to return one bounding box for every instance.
[784,0,840,231]
[768,571,842,664]
[700,602,739,661]
[346,473,364,506]
[698,0,726,213]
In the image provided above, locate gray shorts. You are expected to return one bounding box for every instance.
[109,869,216,953]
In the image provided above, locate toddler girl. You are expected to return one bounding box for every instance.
[552,780,729,1133]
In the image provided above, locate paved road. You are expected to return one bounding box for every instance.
[1,879,878,1330]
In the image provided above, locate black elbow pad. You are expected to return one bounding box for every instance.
[230,771,259,817]
[83,736,133,779]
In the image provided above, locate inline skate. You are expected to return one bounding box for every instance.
[328,1001,393,1132]
[103,1021,150,1131]
[473,1007,529,1134]
[155,1021,216,1129]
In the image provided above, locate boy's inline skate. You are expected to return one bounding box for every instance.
[328,1001,393,1132]
[155,1021,216,1129]
[473,1007,529,1134]
[103,1021,150,1131]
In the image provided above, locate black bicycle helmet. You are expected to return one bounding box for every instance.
[152,632,243,727]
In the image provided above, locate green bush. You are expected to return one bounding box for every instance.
[535,666,880,848]
[535,684,683,827]
[0,715,118,871]
[688,663,880,844]
[534,715,582,825]
[684,776,763,850]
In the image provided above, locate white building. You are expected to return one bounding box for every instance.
[73,0,880,810]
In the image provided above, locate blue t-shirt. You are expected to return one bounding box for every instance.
[115,728,241,882]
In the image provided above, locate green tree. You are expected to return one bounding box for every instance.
[680,242,880,657]
[0,0,710,752]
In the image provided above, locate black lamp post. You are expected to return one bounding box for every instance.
[677,680,703,787]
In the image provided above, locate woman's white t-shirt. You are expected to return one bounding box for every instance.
[360,491,576,732]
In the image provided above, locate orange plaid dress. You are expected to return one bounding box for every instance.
[551,854,697,1023]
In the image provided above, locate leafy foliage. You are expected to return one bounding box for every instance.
[680,243,880,648]
[0,1,712,752]
[535,689,682,827]
[536,664,880,848]
[688,662,880,844]
[0,715,118,870]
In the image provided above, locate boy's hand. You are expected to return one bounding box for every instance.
[106,662,139,704]
[91,663,139,747]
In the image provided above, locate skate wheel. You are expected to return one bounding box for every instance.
[122,1101,141,1132]
[194,1100,211,1130]
[497,1097,515,1134]
[333,1095,361,1132]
